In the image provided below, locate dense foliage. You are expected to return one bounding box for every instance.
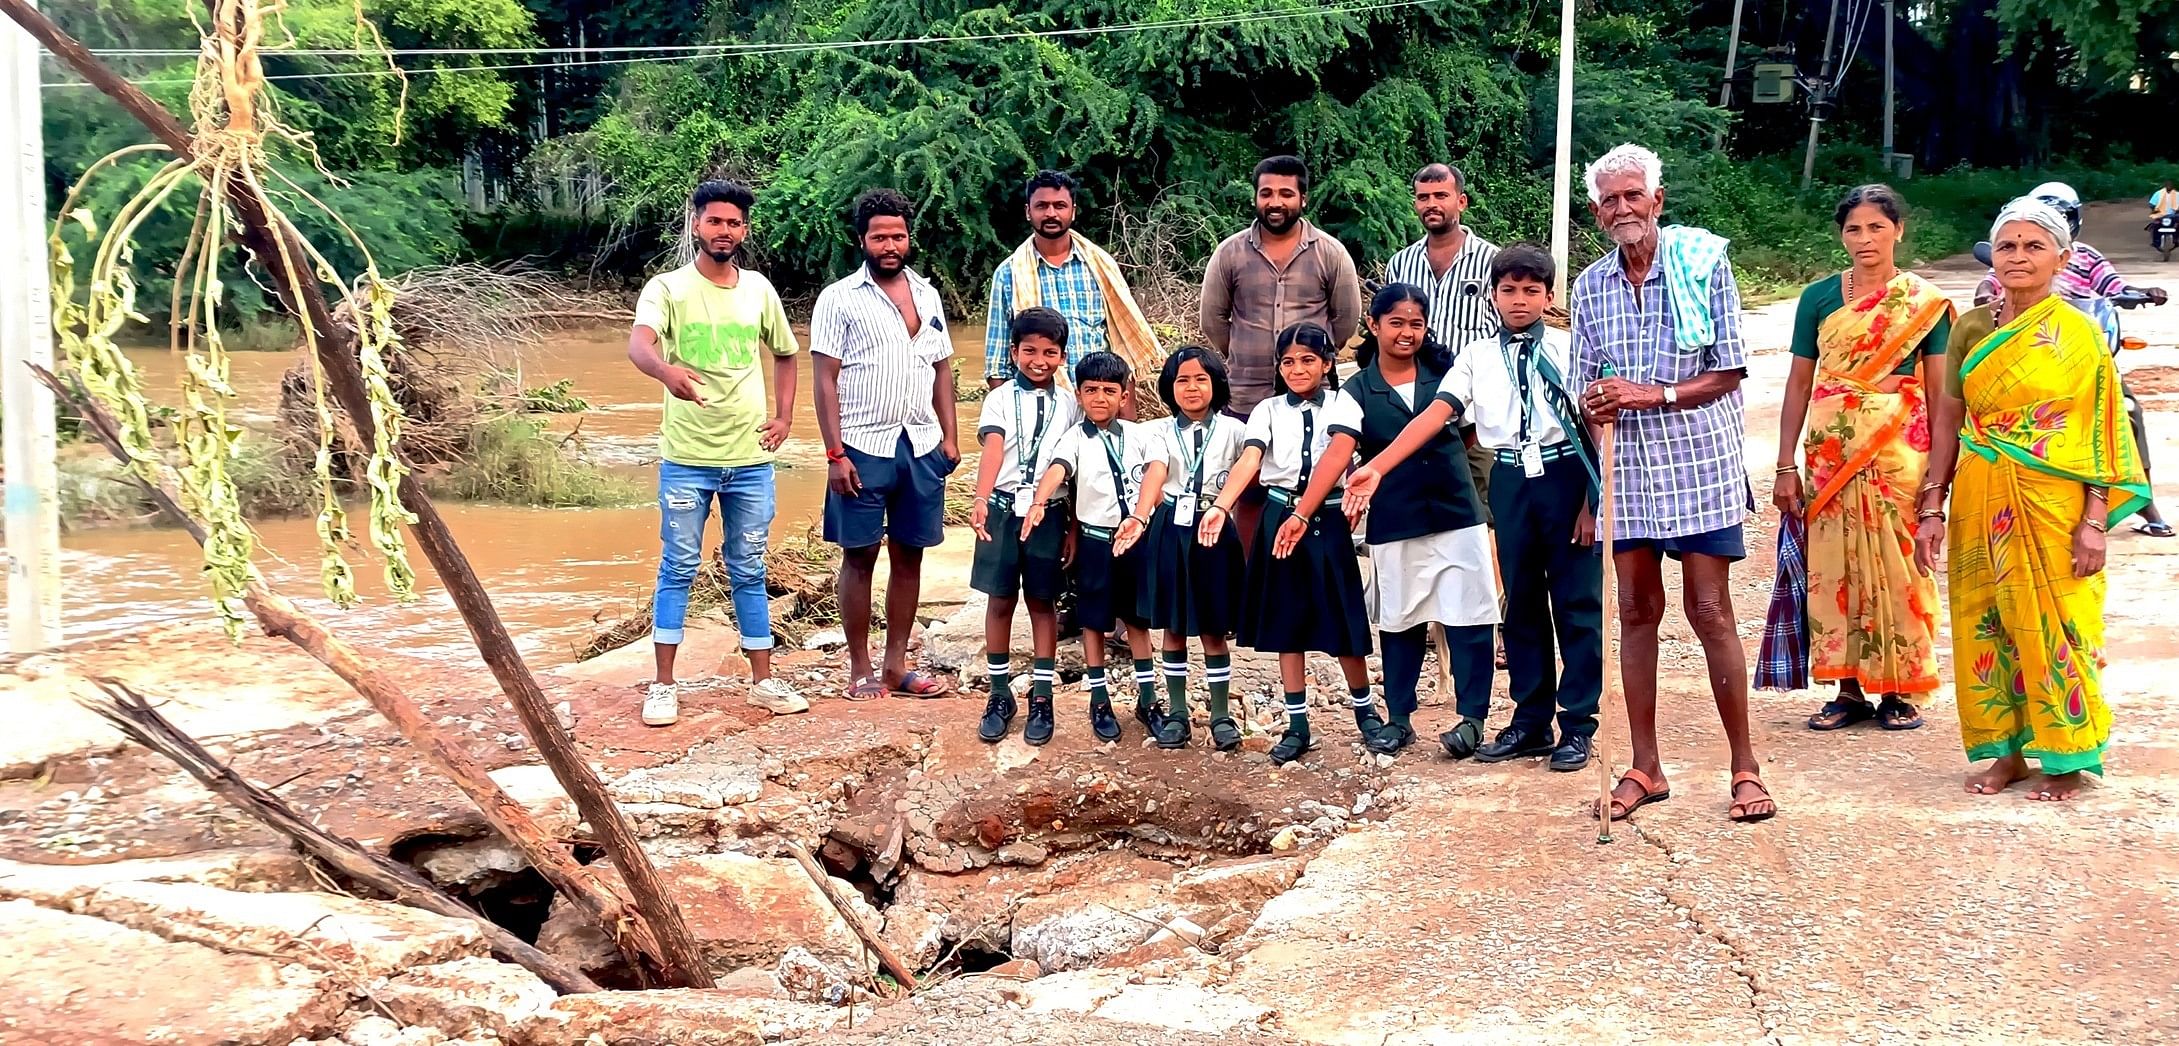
[41,0,2179,320]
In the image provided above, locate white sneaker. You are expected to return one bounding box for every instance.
[748,677,809,715]
[642,682,679,727]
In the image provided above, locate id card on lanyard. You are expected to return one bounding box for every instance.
[1498,334,1546,477]
[1174,417,1215,527]
[1013,385,1052,495]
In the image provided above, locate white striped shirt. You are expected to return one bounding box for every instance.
[810,265,955,457]
[1383,231,1502,352]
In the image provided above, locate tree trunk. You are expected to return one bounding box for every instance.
[1,0,713,989]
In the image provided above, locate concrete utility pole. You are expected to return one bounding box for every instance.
[1882,0,1896,170]
[1800,0,1844,189]
[1549,0,1575,298]
[1714,0,1748,151]
[2,1,61,653]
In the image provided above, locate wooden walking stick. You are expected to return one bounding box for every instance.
[1592,417,1619,844]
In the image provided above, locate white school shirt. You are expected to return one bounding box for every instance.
[1323,381,1419,432]
[1243,390,1341,490]
[1047,419,1153,528]
[976,379,1080,497]
[1148,413,1247,505]
[1437,325,1575,451]
[808,265,954,457]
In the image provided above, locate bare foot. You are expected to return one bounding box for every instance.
[2025,771,2088,802]
[1965,753,2031,795]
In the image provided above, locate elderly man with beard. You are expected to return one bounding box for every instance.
[626,180,807,729]
[812,188,964,702]
[983,170,1163,414]
[1571,144,1775,825]
[1201,154,1363,545]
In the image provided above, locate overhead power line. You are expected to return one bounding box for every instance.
[42,0,1448,88]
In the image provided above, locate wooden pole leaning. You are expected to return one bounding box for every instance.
[1592,419,1618,844]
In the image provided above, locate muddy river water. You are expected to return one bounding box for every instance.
[54,325,993,665]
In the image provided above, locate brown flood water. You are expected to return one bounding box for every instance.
[55,325,991,664]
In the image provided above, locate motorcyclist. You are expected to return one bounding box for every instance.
[1976,182,2172,537]
[2154,180,2177,218]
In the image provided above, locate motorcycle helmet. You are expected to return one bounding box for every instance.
[2027,181,2083,237]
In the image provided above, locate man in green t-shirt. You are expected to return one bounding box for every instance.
[627,180,805,727]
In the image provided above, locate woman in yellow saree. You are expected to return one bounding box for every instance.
[1915,198,2150,801]
[1775,185,1954,732]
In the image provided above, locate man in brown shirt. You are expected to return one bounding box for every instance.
[1200,155,1363,419]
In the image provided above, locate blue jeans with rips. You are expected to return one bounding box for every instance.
[652,460,776,649]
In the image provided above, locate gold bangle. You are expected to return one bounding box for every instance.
[2084,517,2108,533]
[1917,508,1945,521]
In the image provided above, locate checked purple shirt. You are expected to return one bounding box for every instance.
[1571,248,1751,541]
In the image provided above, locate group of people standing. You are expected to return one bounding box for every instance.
[624,143,2155,821]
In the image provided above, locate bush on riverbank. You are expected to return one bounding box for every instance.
[55,437,316,529]
[423,414,642,509]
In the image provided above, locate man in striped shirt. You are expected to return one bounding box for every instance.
[812,188,963,701]
[1384,164,1502,520]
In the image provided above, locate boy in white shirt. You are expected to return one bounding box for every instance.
[969,309,1081,745]
[1020,351,1159,742]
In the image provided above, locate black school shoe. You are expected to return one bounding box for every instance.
[1269,724,1316,765]
[1024,697,1055,746]
[978,692,1016,743]
[1209,717,1242,752]
[1365,721,1416,755]
[1135,697,1165,734]
[1155,716,1193,749]
[1439,716,1486,759]
[1549,734,1593,772]
[1089,699,1122,742]
[1473,725,1555,763]
[1353,705,1387,739]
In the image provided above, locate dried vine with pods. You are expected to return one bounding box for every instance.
[7,0,714,988]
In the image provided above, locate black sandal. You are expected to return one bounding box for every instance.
[1156,716,1193,750]
[1877,696,1924,731]
[1209,717,1242,752]
[1806,697,1875,731]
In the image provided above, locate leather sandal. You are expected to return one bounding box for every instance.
[1728,771,1776,823]
[1593,766,1671,822]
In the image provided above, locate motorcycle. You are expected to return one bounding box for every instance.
[2152,213,2178,263]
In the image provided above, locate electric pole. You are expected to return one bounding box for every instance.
[1714,0,1748,151]
[1550,0,1575,298]
[3,0,61,653]
[1800,0,1844,189]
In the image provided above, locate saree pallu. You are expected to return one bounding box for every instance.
[1801,273,1951,695]
[1950,295,2150,775]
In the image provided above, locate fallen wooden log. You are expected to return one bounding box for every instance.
[32,364,666,982]
[786,843,918,992]
[82,679,601,994]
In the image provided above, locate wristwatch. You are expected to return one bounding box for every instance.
[1661,384,1679,408]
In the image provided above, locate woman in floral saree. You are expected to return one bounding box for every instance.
[1915,198,2150,801]
[1775,185,1954,731]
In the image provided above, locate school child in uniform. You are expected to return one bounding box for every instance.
[1287,283,1501,756]
[970,308,1082,746]
[1198,322,1380,764]
[1343,246,1602,771]
[1113,347,1248,751]
[1020,351,1159,742]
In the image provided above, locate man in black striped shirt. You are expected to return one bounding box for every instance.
[1383,164,1503,523]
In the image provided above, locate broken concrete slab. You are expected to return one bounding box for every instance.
[519,989,769,1046]
[0,848,317,906]
[536,851,876,983]
[1010,879,1175,972]
[1090,982,1278,1034]
[372,956,557,1040]
[79,880,487,979]
[0,898,343,1046]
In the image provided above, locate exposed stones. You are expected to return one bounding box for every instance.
[0,898,344,1046]
[78,880,487,979]
[713,966,788,999]
[537,852,875,983]
[776,946,866,1005]
[1170,856,1305,913]
[877,902,947,972]
[1010,879,1175,972]
[409,836,529,890]
[371,957,557,1040]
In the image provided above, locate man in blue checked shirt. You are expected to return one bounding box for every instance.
[1572,143,1775,826]
[983,170,1161,417]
